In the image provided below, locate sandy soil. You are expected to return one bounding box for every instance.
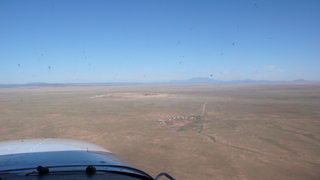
[0,83,320,179]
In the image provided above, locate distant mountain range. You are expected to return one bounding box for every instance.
[168,77,307,84]
[0,78,311,88]
[292,79,307,82]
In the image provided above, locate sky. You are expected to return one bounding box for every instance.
[1,0,320,84]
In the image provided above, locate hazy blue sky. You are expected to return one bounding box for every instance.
[1,0,319,84]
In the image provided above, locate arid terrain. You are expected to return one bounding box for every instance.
[0,83,320,179]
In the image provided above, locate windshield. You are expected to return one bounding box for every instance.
[1,1,320,179]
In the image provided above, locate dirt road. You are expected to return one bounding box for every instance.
[201,102,208,116]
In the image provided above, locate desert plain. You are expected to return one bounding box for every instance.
[0,83,319,179]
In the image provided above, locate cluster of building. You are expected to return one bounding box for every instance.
[90,94,114,98]
[158,116,195,124]
[90,95,105,98]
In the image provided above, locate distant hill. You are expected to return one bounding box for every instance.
[228,79,287,83]
[292,79,307,82]
[26,82,67,87]
[168,77,296,84]
[0,82,136,88]
[0,78,313,88]
[169,77,221,84]
[26,82,48,85]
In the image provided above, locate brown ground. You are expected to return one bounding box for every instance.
[0,83,320,179]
